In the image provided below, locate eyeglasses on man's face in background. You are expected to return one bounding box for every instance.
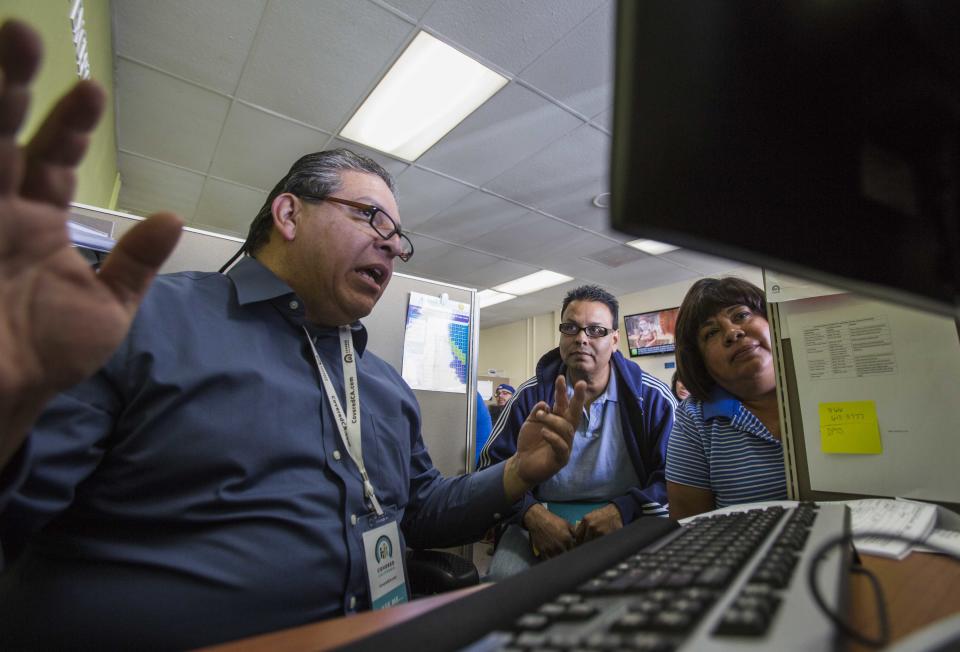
[558,322,615,338]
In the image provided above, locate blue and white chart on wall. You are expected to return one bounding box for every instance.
[401,291,470,394]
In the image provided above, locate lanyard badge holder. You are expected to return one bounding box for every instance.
[305,326,408,609]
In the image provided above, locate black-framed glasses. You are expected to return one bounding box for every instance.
[558,322,616,338]
[298,194,414,262]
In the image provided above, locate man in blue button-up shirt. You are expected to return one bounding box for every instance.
[0,22,585,650]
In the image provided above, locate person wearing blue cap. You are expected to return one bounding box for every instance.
[489,383,515,423]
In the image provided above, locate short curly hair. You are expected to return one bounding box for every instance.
[675,277,767,401]
[243,149,397,256]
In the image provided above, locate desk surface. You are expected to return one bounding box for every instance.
[204,553,960,652]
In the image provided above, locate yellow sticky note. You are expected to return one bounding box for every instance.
[819,401,882,454]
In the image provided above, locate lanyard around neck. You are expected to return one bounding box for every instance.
[304,325,383,516]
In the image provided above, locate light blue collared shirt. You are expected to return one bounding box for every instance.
[538,365,641,502]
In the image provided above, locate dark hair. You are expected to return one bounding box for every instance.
[675,277,767,400]
[243,148,397,256]
[561,285,619,327]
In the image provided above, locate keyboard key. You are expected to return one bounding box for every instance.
[561,603,598,621]
[612,612,651,632]
[584,632,624,650]
[695,565,733,587]
[516,613,550,631]
[714,608,769,636]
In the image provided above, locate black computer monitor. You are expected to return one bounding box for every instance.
[610,1,959,318]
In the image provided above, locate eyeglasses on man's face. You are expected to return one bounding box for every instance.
[558,322,616,338]
[298,194,414,262]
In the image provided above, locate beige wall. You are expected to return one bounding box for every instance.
[479,266,764,389]
[478,311,559,387]
[2,0,119,208]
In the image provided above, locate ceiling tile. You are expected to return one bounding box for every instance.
[465,259,541,289]
[116,153,205,219]
[484,124,608,213]
[592,255,702,293]
[582,243,649,268]
[210,103,332,190]
[236,0,414,132]
[394,167,475,228]
[519,230,619,270]
[518,2,614,118]
[547,201,610,232]
[400,242,500,287]
[420,0,607,73]
[114,0,265,94]
[592,108,613,131]
[116,59,231,171]
[412,191,530,244]
[659,249,754,276]
[464,213,586,261]
[416,83,581,185]
[380,0,434,21]
[398,231,449,261]
[193,178,269,237]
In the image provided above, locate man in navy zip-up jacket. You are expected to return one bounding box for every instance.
[480,286,676,577]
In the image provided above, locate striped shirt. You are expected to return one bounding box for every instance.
[666,387,787,507]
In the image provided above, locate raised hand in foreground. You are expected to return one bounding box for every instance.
[0,20,182,469]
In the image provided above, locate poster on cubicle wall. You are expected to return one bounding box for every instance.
[400,291,470,394]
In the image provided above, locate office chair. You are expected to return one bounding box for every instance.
[406,549,479,598]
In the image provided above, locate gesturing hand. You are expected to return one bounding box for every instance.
[502,375,586,502]
[0,20,182,468]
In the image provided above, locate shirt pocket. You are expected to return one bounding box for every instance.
[366,413,412,510]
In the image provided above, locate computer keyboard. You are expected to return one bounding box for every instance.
[340,503,851,652]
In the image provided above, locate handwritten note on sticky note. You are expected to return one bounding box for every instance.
[819,401,882,454]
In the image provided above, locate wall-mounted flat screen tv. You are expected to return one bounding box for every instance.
[624,307,679,357]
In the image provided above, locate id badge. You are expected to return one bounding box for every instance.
[360,507,409,610]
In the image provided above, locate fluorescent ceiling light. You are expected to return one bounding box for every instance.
[477,289,516,308]
[340,31,508,161]
[626,239,680,255]
[493,270,573,296]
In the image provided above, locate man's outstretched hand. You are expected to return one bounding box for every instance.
[502,375,587,502]
[0,20,182,468]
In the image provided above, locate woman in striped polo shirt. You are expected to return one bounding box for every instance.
[665,278,788,519]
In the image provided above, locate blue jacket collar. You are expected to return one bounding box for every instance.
[537,348,643,400]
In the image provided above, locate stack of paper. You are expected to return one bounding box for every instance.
[847,498,937,559]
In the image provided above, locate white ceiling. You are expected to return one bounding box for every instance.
[111,0,737,327]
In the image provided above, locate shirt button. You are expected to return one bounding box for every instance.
[349,596,357,610]
[288,299,299,310]
[333,450,342,461]
[351,514,358,526]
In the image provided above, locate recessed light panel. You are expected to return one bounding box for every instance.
[493,270,573,296]
[477,289,517,308]
[340,31,508,161]
[626,239,680,255]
